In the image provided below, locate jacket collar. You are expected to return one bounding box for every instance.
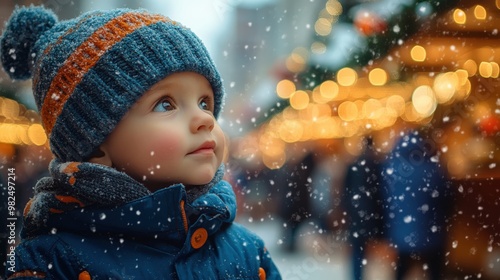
[22,159,232,241]
[44,181,236,243]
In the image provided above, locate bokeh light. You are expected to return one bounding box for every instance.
[412,85,437,117]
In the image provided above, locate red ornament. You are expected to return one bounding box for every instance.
[354,10,387,36]
[479,115,500,136]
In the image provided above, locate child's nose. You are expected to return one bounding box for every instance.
[190,108,215,132]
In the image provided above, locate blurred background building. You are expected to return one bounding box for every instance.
[1,0,499,279]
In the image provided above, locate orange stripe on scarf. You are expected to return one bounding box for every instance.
[55,195,85,207]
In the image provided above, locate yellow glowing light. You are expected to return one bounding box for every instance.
[341,120,359,137]
[474,5,486,20]
[28,124,48,146]
[362,99,383,119]
[374,107,398,129]
[453,9,466,24]
[455,79,471,100]
[314,117,340,138]
[479,62,493,78]
[410,45,426,62]
[18,125,31,145]
[337,67,358,86]
[412,85,437,117]
[312,87,325,104]
[312,86,336,104]
[338,101,358,121]
[279,120,303,143]
[354,100,364,113]
[315,17,332,36]
[402,103,417,122]
[301,103,332,121]
[284,107,301,120]
[1,98,20,119]
[326,0,343,16]
[276,79,296,99]
[368,68,388,86]
[263,153,286,170]
[463,59,477,76]
[386,95,406,116]
[455,69,469,86]
[491,62,499,78]
[311,42,327,54]
[311,121,324,139]
[433,72,458,104]
[300,121,313,141]
[497,0,500,9]
[300,104,316,122]
[319,9,336,23]
[0,124,22,145]
[290,90,310,110]
[319,80,339,100]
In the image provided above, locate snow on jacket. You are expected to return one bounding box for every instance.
[6,160,281,279]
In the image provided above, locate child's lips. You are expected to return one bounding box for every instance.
[188,141,216,155]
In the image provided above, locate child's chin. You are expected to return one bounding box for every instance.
[195,177,214,186]
[185,179,212,189]
[192,173,216,186]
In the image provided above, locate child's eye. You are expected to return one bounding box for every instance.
[153,98,175,112]
[199,97,213,112]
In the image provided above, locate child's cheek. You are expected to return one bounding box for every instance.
[148,132,182,158]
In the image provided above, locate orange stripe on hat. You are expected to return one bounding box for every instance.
[33,13,100,89]
[41,12,169,133]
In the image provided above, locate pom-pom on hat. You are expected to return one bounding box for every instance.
[0,6,224,162]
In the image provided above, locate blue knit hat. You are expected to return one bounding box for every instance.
[0,6,225,162]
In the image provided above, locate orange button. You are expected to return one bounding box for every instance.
[191,228,208,249]
[78,271,91,280]
[258,267,266,280]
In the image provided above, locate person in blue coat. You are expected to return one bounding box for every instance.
[1,6,281,279]
[381,128,452,280]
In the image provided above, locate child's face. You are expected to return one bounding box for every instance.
[97,72,225,192]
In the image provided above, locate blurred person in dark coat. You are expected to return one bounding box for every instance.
[278,151,316,252]
[342,137,385,280]
[381,128,452,280]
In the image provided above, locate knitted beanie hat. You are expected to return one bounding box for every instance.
[0,6,225,162]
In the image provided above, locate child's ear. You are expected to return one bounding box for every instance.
[88,146,113,166]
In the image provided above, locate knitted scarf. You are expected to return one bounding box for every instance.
[23,158,224,238]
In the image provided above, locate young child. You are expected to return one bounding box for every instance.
[1,6,281,279]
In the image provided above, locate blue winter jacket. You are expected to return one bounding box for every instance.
[6,177,281,279]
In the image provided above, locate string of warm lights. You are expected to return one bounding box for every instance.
[0,97,47,146]
[249,1,500,169]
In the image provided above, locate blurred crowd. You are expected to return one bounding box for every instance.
[225,120,492,280]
